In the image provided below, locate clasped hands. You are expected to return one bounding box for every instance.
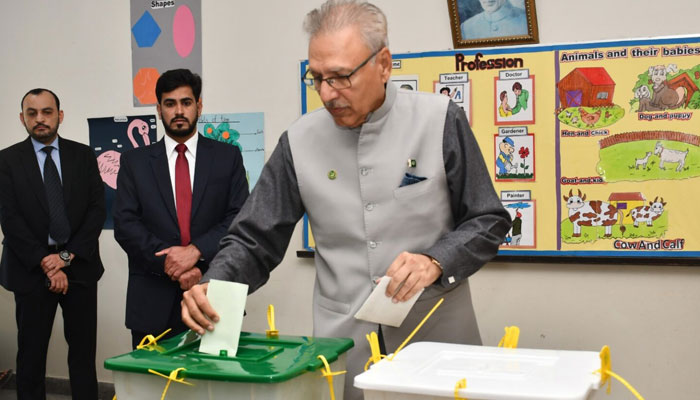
[155,244,202,290]
[41,253,71,294]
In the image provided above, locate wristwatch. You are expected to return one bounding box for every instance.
[59,250,71,267]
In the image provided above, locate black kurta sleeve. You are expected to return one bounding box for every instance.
[423,101,512,286]
[202,132,305,292]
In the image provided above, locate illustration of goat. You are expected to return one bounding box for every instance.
[654,141,688,172]
[635,152,652,169]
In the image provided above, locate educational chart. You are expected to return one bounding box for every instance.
[196,112,265,189]
[88,115,158,229]
[130,0,202,106]
[300,36,700,261]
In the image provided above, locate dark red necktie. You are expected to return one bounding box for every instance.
[175,143,192,245]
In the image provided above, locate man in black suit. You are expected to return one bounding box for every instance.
[0,88,105,399]
[113,69,249,348]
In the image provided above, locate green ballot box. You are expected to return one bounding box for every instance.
[105,330,353,400]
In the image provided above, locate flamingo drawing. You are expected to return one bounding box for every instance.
[126,119,151,148]
[96,118,150,189]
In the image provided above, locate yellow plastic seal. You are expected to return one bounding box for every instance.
[364,331,386,371]
[454,378,468,400]
[594,345,645,400]
[599,345,611,392]
[317,354,346,400]
[388,298,444,361]
[497,326,520,349]
[266,304,279,338]
[148,367,194,400]
[137,328,172,351]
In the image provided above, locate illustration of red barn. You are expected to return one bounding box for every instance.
[558,67,615,108]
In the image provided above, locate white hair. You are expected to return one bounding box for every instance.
[303,0,389,53]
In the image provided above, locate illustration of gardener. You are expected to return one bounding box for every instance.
[497,137,515,176]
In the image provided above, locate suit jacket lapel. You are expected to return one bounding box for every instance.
[191,136,212,217]
[19,138,49,214]
[57,137,74,207]
[149,140,178,224]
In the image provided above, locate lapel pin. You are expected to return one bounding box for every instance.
[407,159,417,168]
[328,170,337,180]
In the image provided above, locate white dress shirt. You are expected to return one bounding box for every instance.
[163,132,198,209]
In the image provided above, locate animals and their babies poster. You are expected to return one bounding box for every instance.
[301,35,700,260]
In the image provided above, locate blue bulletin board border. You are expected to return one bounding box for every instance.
[301,35,700,115]
[299,35,700,265]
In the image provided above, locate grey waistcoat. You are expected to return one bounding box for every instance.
[288,83,480,400]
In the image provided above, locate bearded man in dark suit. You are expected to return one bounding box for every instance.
[0,88,106,399]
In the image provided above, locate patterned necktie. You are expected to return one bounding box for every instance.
[175,144,192,245]
[41,146,70,244]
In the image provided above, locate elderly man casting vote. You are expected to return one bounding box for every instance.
[182,1,511,399]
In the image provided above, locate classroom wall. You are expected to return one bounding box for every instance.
[0,1,698,399]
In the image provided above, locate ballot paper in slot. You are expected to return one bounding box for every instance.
[354,276,423,327]
[199,279,248,356]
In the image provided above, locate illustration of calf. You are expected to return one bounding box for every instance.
[628,197,666,227]
[563,189,621,237]
[654,141,688,172]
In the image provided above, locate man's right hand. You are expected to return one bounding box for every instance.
[48,270,68,295]
[181,283,219,335]
[41,254,64,277]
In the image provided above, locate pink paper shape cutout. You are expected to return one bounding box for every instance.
[173,5,195,58]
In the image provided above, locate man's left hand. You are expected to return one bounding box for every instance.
[156,244,202,280]
[385,252,442,303]
[41,254,64,277]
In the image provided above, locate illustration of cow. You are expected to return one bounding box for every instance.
[654,141,688,172]
[563,189,622,237]
[628,197,666,227]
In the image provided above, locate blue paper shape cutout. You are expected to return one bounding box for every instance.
[132,11,161,48]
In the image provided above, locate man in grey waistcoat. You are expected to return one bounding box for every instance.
[182,1,511,399]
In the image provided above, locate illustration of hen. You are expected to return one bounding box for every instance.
[578,107,601,127]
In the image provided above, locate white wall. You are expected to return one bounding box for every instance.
[0,1,699,399]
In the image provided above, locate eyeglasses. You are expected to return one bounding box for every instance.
[302,49,381,91]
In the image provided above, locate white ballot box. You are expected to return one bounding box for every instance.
[354,341,601,400]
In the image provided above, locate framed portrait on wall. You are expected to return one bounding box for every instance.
[447,0,538,48]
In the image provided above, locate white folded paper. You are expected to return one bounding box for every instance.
[354,276,423,327]
[199,279,248,356]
